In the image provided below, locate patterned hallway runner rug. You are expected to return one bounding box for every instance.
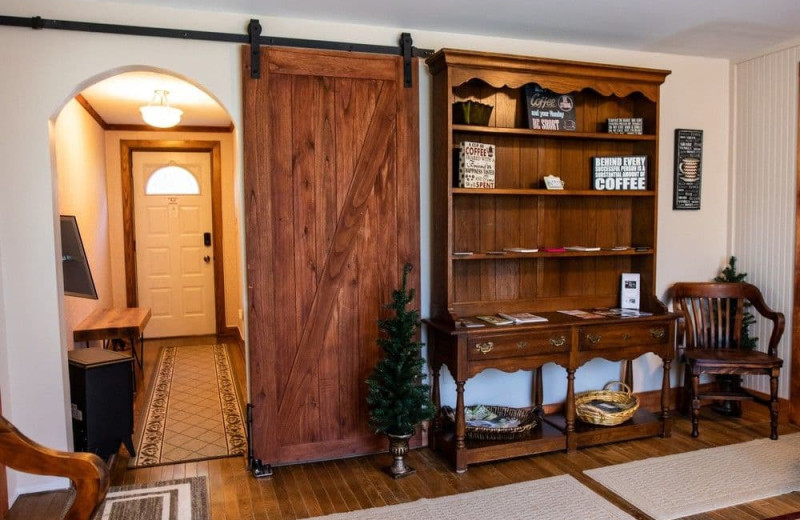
[584,432,800,520]
[310,474,634,520]
[92,477,208,520]
[130,344,247,467]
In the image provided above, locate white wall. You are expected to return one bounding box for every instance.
[56,98,113,351]
[0,0,731,499]
[732,48,799,398]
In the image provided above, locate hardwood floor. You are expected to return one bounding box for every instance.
[9,337,800,519]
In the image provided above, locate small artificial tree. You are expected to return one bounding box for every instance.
[711,256,757,416]
[366,263,435,436]
[713,256,757,349]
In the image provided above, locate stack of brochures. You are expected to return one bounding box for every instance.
[564,246,601,251]
[502,247,539,253]
[476,315,514,325]
[497,312,548,324]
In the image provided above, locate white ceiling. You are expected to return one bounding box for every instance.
[80,71,230,127]
[87,0,800,60]
[78,0,800,127]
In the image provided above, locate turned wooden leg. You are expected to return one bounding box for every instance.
[533,366,544,414]
[680,363,691,415]
[430,365,441,450]
[455,380,467,472]
[661,359,672,438]
[770,371,779,440]
[623,359,633,389]
[691,371,700,438]
[566,368,576,452]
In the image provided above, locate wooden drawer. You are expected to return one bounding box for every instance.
[578,322,669,352]
[468,329,571,361]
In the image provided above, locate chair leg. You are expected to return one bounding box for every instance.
[770,372,779,440]
[691,372,700,438]
[680,363,691,415]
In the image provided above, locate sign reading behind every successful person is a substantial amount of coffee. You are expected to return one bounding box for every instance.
[591,155,647,190]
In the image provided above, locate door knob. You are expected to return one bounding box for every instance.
[204,255,211,263]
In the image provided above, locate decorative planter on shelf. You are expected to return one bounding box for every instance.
[385,433,415,479]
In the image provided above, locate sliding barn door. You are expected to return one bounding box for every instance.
[243,47,420,465]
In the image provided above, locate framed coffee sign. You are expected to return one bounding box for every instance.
[674,129,703,210]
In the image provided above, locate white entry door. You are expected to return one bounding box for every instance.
[133,151,216,337]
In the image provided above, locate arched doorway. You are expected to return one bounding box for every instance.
[52,67,248,466]
[54,68,243,343]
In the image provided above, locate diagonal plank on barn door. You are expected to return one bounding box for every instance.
[276,81,396,428]
[243,46,420,465]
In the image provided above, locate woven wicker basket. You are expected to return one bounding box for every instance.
[575,381,639,426]
[441,405,540,441]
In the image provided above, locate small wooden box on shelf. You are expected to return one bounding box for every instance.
[424,48,678,473]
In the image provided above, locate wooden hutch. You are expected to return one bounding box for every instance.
[424,49,678,472]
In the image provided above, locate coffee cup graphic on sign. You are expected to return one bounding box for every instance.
[679,157,700,182]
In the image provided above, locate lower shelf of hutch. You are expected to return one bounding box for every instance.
[434,421,566,468]
[544,409,669,449]
[432,409,670,472]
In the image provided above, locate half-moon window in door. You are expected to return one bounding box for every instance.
[145,164,200,195]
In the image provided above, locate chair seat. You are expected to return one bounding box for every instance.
[684,348,783,369]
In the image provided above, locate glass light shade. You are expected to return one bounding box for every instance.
[140,90,183,128]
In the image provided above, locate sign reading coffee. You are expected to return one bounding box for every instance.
[591,155,647,190]
[674,129,703,210]
[525,84,576,132]
[457,141,496,188]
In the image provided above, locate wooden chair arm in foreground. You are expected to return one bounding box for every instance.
[0,415,109,520]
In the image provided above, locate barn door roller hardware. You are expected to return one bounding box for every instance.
[0,14,431,86]
[247,19,262,79]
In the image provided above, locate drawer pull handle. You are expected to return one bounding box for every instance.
[516,341,528,350]
[586,334,602,345]
[622,333,632,340]
[475,341,494,354]
[650,328,665,339]
[550,336,566,347]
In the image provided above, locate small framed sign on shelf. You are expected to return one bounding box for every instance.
[674,129,703,210]
[543,175,564,190]
[525,84,576,132]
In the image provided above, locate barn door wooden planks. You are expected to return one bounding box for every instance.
[243,47,420,465]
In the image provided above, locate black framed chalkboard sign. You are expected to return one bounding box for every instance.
[673,129,703,210]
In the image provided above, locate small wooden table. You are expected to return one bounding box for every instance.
[73,308,151,371]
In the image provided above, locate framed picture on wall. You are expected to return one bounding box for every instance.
[674,129,703,210]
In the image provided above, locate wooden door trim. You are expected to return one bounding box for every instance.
[792,73,800,425]
[120,140,226,336]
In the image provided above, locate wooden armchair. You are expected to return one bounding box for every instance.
[672,282,784,439]
[0,415,109,520]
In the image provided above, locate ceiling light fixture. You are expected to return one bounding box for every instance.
[139,89,182,128]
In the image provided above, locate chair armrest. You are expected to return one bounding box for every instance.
[742,283,786,357]
[0,415,109,520]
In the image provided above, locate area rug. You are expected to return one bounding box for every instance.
[91,477,208,520]
[584,432,800,520]
[310,474,634,519]
[130,344,247,467]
